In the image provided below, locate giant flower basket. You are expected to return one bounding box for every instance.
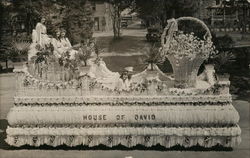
[161,17,217,88]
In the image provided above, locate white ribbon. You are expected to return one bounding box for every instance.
[161,18,178,53]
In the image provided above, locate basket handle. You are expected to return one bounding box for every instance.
[176,17,212,39]
[161,17,212,47]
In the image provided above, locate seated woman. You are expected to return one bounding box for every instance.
[86,39,99,65]
[60,29,78,60]
[51,29,64,58]
[60,29,72,49]
[116,67,133,91]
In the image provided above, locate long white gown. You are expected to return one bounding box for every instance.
[88,60,120,90]
[60,37,72,48]
[35,22,51,47]
[28,29,39,60]
[116,78,131,91]
[51,38,64,58]
[28,23,51,61]
[60,37,78,60]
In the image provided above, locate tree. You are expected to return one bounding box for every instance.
[62,0,94,44]
[133,0,199,28]
[11,0,41,35]
[0,37,19,69]
[0,1,18,69]
[5,0,93,43]
[94,0,132,39]
[108,0,131,39]
[1,0,94,67]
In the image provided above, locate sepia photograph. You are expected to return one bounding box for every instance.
[0,0,249,158]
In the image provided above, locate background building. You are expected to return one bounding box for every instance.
[91,1,113,32]
[196,0,250,32]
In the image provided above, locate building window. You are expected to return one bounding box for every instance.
[92,2,96,11]
[216,0,220,5]
[94,17,99,31]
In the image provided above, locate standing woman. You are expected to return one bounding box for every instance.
[35,17,51,47]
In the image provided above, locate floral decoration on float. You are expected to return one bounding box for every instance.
[6,17,241,149]
[160,17,218,89]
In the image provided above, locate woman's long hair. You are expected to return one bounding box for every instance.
[54,29,61,41]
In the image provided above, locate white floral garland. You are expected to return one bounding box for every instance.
[6,126,241,136]
[6,135,241,148]
[17,68,231,96]
[5,126,241,147]
[14,95,232,105]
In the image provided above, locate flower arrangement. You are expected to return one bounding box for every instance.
[59,40,97,70]
[28,43,55,78]
[160,17,218,88]
[76,44,92,67]
[34,43,54,64]
[11,40,31,56]
[144,44,164,71]
[60,51,78,71]
[162,31,217,60]
[22,71,81,90]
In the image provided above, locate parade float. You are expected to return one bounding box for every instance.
[5,17,241,148]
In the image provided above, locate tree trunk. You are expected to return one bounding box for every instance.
[150,63,154,71]
[113,17,117,38]
[172,9,176,18]
[117,7,121,38]
[111,5,121,39]
[5,60,8,69]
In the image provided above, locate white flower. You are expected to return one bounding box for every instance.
[162,32,216,60]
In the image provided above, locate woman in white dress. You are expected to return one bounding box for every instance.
[51,29,64,58]
[60,29,78,59]
[60,29,72,49]
[116,67,133,91]
[28,17,50,60]
[35,17,51,47]
[28,29,39,60]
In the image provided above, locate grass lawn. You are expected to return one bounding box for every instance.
[103,55,146,72]
[96,36,150,55]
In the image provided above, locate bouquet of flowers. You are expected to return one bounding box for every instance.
[161,17,217,88]
[34,43,54,64]
[164,31,217,60]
